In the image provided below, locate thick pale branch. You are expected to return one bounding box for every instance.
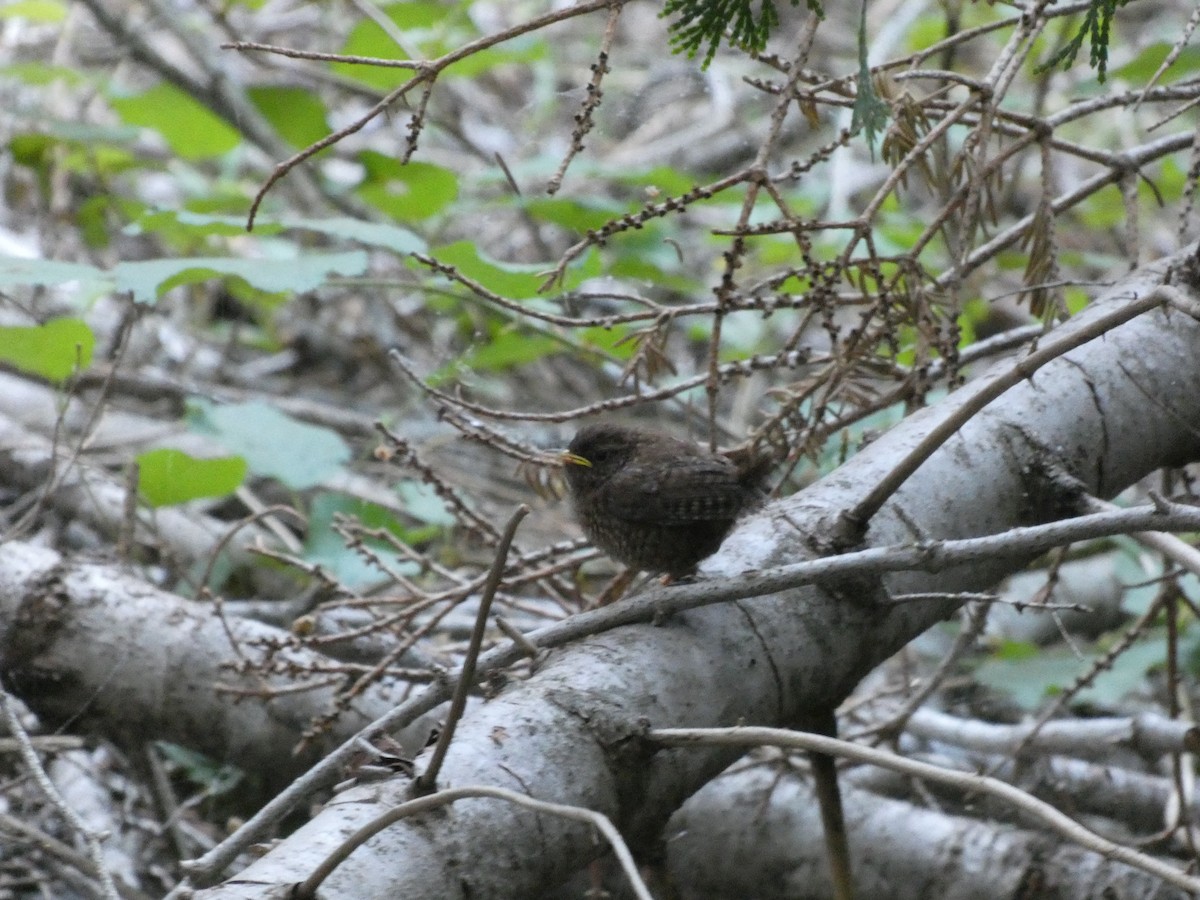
[191,250,1200,898]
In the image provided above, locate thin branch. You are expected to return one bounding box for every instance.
[0,688,122,900]
[649,725,1200,895]
[845,284,1190,529]
[183,500,1200,881]
[293,784,652,900]
[414,505,529,793]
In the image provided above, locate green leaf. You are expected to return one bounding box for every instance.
[112,251,368,304]
[396,480,455,526]
[615,165,702,198]
[0,0,65,21]
[278,216,425,254]
[155,742,244,795]
[427,241,547,299]
[0,252,368,305]
[0,317,94,381]
[132,209,426,255]
[332,2,466,89]
[0,255,104,290]
[383,0,449,27]
[1085,638,1168,705]
[1111,536,1163,615]
[109,83,241,159]
[247,86,330,150]
[77,195,115,249]
[306,492,423,589]
[581,324,636,360]
[1111,42,1200,82]
[524,197,626,232]
[992,639,1039,662]
[974,648,1083,708]
[0,62,83,85]
[356,153,458,221]
[136,448,247,507]
[132,209,276,242]
[188,399,350,490]
[444,38,548,79]
[975,638,1168,710]
[458,327,561,373]
[1074,184,1124,229]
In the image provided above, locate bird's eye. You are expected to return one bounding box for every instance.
[590,445,619,464]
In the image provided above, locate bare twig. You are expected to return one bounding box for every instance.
[650,725,1200,895]
[414,504,529,793]
[293,784,652,900]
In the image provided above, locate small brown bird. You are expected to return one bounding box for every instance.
[561,423,770,579]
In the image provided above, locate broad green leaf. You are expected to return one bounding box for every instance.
[975,638,1169,710]
[109,83,240,159]
[306,492,424,589]
[608,248,698,292]
[904,12,946,53]
[1111,538,1162,615]
[580,324,636,359]
[0,62,81,85]
[77,195,115,248]
[155,742,244,794]
[188,399,350,490]
[0,0,65,21]
[357,153,458,221]
[136,448,247,507]
[1074,184,1124,229]
[134,210,425,255]
[332,2,465,89]
[1180,572,1200,605]
[459,328,561,372]
[132,209,279,242]
[615,165,703,199]
[444,39,547,79]
[0,317,94,380]
[428,241,547,299]
[279,216,425,254]
[524,197,626,232]
[0,255,103,290]
[0,252,368,304]
[1152,157,1186,206]
[396,480,455,526]
[8,132,55,168]
[1064,285,1090,315]
[1111,43,1200,83]
[974,648,1084,709]
[113,251,368,303]
[247,86,330,150]
[992,639,1039,662]
[383,0,450,27]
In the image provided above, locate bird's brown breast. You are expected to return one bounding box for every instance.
[562,424,768,577]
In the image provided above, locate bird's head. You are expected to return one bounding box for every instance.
[560,424,643,494]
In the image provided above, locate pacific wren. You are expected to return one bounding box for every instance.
[561,423,770,578]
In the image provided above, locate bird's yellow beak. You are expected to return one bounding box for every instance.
[559,451,592,468]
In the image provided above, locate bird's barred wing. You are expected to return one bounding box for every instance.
[598,458,749,524]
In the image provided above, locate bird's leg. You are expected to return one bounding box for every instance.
[594,568,638,606]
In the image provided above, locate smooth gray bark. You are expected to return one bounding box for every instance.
[667,766,1190,900]
[0,542,435,784]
